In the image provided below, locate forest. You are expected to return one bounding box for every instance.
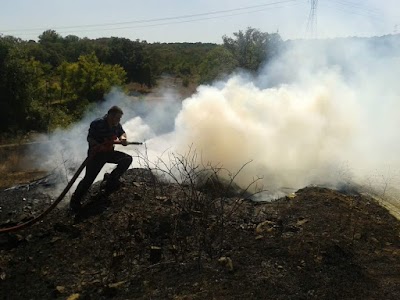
[0,28,282,137]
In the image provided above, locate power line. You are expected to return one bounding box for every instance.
[327,0,381,16]
[320,1,386,23]
[0,0,299,33]
[51,4,303,36]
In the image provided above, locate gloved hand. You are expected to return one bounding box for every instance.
[120,138,128,146]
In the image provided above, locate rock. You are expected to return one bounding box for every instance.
[255,220,275,234]
[66,293,80,300]
[296,218,309,226]
[149,246,162,264]
[108,280,127,288]
[218,256,234,272]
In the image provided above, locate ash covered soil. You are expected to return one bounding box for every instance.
[0,168,400,300]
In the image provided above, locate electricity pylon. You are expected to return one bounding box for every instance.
[306,0,318,38]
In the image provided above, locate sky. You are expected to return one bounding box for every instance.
[0,0,399,43]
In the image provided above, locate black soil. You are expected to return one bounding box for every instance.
[1,168,399,299]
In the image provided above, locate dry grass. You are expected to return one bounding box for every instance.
[0,170,47,189]
[0,146,46,189]
[0,151,22,172]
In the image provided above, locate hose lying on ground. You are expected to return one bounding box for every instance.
[0,141,144,233]
[0,157,89,233]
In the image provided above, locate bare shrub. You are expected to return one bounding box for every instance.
[137,145,265,269]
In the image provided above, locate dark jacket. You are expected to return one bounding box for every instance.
[87,115,125,151]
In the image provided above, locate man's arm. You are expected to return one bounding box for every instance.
[119,132,128,146]
[115,123,128,146]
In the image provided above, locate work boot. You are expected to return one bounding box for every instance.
[69,195,82,214]
[100,173,110,191]
[103,177,122,194]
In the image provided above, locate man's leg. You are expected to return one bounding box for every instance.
[104,151,132,192]
[70,156,106,210]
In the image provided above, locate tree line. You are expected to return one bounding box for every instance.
[0,28,282,136]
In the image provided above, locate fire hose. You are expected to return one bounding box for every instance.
[0,141,143,233]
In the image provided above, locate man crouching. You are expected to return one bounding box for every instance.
[70,106,132,213]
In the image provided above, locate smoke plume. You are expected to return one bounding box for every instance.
[35,36,400,202]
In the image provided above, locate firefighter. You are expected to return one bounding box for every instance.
[69,106,132,213]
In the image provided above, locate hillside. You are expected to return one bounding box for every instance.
[0,168,400,299]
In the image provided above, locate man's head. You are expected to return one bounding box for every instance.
[106,106,123,127]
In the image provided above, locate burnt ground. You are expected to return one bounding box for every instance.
[0,168,399,300]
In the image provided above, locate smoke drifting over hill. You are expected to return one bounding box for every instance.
[143,37,400,198]
[36,36,400,200]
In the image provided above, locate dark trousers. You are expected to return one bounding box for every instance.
[72,150,132,202]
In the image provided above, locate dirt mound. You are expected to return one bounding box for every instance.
[1,169,399,299]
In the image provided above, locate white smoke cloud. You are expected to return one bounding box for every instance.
[172,72,360,190]
[33,35,400,204]
[140,36,400,200]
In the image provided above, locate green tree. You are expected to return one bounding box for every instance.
[62,35,95,62]
[99,38,146,84]
[0,32,222,133]
[33,30,65,67]
[57,52,126,104]
[198,46,237,83]
[38,30,63,44]
[0,40,46,132]
[143,42,216,82]
[222,27,282,71]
